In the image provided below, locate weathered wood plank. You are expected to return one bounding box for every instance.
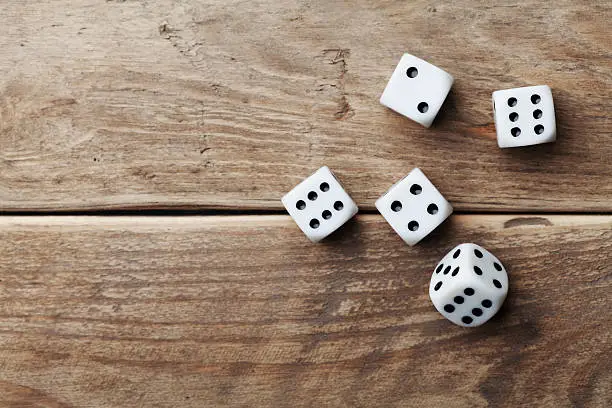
[0,215,609,407]
[0,1,610,212]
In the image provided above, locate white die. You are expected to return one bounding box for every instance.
[282,166,358,242]
[493,85,557,148]
[429,243,509,327]
[380,53,454,128]
[375,168,453,246]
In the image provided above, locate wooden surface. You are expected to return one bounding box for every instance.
[1,1,611,407]
[0,0,611,212]
[0,215,610,408]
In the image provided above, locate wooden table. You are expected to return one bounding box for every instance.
[1,1,610,407]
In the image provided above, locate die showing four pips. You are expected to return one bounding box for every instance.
[282,52,553,326]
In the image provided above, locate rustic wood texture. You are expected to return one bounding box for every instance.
[1,1,611,407]
[0,215,610,407]
[1,0,611,212]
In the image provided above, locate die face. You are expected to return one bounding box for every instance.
[429,243,508,327]
[375,168,453,246]
[493,85,556,148]
[430,270,492,327]
[282,166,358,242]
[380,53,454,128]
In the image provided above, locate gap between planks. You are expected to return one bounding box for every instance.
[0,214,609,228]
[0,209,611,217]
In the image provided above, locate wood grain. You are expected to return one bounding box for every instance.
[0,215,610,407]
[0,0,610,212]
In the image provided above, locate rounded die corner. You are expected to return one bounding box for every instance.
[373,197,385,213]
[314,165,333,178]
[441,71,455,88]
[404,237,422,247]
[345,200,359,217]
[445,201,454,214]
[497,139,510,149]
[492,89,505,100]
[421,118,435,128]
[280,195,290,210]
[535,84,552,93]
[400,52,419,62]
[379,93,388,106]
[408,167,425,177]
[307,235,324,244]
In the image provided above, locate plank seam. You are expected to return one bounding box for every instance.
[0,210,610,216]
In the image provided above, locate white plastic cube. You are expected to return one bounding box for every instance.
[282,166,358,242]
[493,85,557,148]
[429,243,509,327]
[380,53,454,127]
[375,168,453,246]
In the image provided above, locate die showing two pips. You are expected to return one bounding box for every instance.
[380,53,454,128]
